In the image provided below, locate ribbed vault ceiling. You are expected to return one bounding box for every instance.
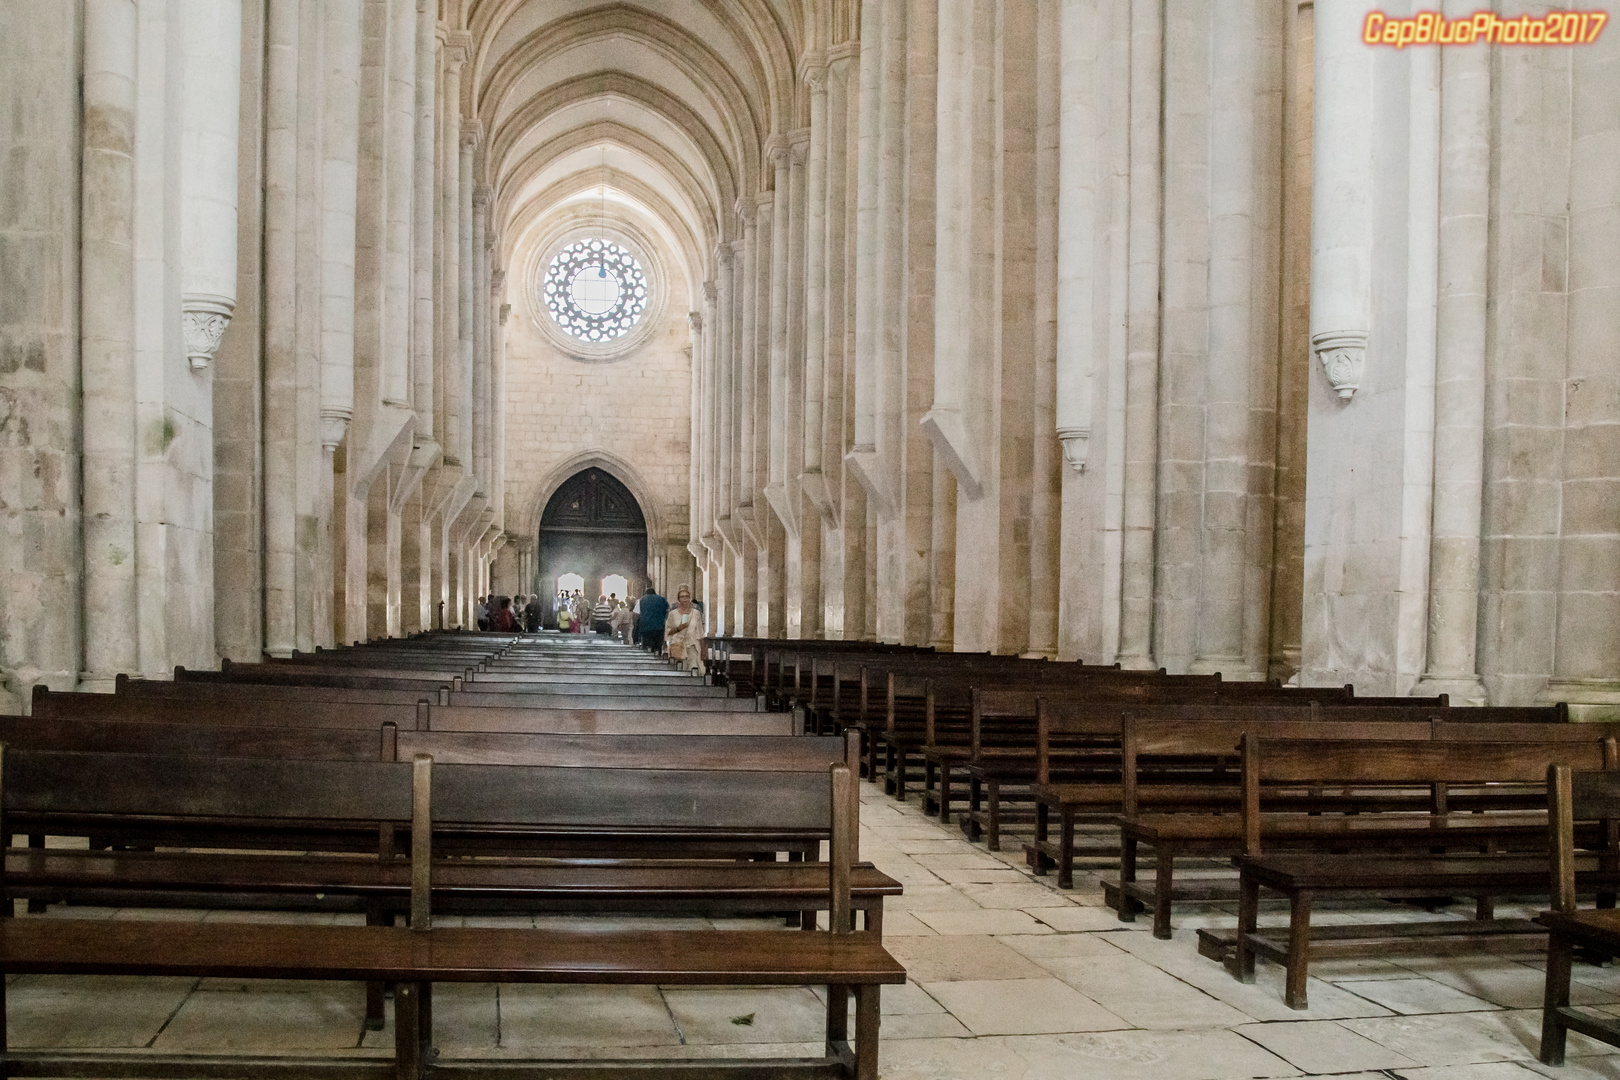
[465,0,805,309]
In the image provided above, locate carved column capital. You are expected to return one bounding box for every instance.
[1313,330,1369,400]
[800,52,828,92]
[181,294,234,370]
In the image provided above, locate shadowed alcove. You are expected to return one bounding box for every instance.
[536,468,649,628]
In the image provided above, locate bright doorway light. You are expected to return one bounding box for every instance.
[602,574,628,601]
[557,573,584,594]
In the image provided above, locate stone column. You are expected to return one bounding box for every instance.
[736,210,757,522]
[472,184,491,490]
[79,0,139,690]
[381,0,414,407]
[439,42,464,464]
[849,0,881,470]
[1309,0,1374,398]
[713,246,734,634]
[1116,0,1164,670]
[179,0,242,370]
[799,59,830,638]
[1,2,82,709]
[459,127,476,471]
[766,141,792,510]
[801,58,830,515]
[1416,24,1490,705]
[318,0,362,648]
[411,0,436,438]
[1191,0,1260,678]
[1545,33,1620,718]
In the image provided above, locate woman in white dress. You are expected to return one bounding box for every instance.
[664,584,705,675]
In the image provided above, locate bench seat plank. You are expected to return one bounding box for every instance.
[6,849,901,912]
[0,921,907,985]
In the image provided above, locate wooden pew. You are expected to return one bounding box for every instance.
[1538,763,1620,1066]
[29,692,797,735]
[1223,735,1616,1009]
[0,752,905,1079]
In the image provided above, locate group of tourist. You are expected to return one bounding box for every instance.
[475,594,543,633]
[472,582,706,674]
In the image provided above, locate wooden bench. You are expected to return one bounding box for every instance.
[1109,716,1579,937]
[1538,763,1620,1066]
[1222,735,1615,1009]
[0,751,903,1079]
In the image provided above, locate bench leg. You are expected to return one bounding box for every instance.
[825,984,849,1047]
[1285,892,1314,1010]
[1032,802,1050,876]
[937,768,953,824]
[1233,876,1259,984]
[395,982,422,1080]
[364,906,391,1030]
[987,780,1002,852]
[26,835,45,914]
[853,984,881,1080]
[1542,933,1575,1066]
[1058,810,1076,890]
[922,760,937,815]
[1153,845,1176,940]
[1118,837,1140,922]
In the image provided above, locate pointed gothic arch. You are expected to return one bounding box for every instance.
[536,467,650,627]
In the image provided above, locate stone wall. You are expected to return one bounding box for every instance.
[493,251,697,598]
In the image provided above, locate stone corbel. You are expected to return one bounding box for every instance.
[918,408,985,500]
[762,482,798,540]
[1313,330,1368,400]
[841,447,893,517]
[1056,428,1091,472]
[798,469,838,529]
[320,408,352,451]
[181,294,234,370]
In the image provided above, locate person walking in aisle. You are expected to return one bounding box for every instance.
[636,585,669,655]
[665,585,705,675]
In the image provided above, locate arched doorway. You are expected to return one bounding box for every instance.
[537,468,649,629]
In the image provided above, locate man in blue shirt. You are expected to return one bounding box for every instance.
[636,586,670,655]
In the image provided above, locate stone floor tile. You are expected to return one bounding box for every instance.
[956,882,1074,909]
[1235,1019,1421,1073]
[919,864,1031,886]
[1027,905,1133,932]
[886,935,1049,982]
[911,908,1054,936]
[5,975,196,1049]
[1006,1029,1303,1079]
[154,988,367,1051]
[999,932,1130,960]
[1343,978,1505,1015]
[888,885,983,912]
[1341,1010,1552,1066]
[883,1012,974,1039]
[881,910,939,936]
[1397,1064,1549,1080]
[1521,1056,1620,1079]
[879,1035,1038,1079]
[1106,931,1397,1022]
[881,982,950,1015]
[497,985,676,1050]
[1038,953,1252,1030]
[920,978,1128,1036]
[1399,958,1618,1011]
[662,986,826,1045]
[895,839,984,855]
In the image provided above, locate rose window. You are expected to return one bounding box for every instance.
[541,239,649,342]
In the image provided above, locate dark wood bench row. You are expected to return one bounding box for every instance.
[0,747,905,1076]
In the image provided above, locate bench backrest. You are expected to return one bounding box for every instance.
[1244,735,1618,857]
[1549,764,1620,913]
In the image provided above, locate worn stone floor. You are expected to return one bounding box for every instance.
[10,782,1620,1080]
